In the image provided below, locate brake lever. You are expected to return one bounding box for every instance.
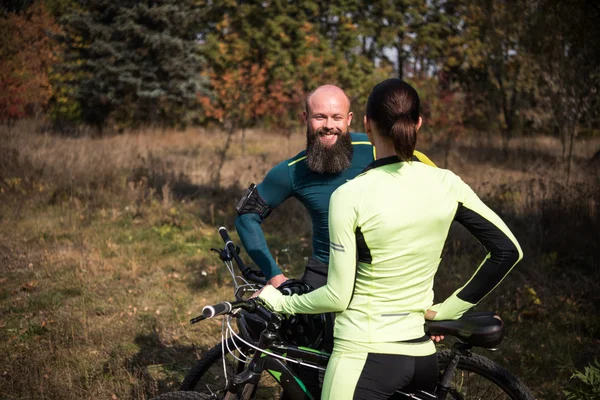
[210,247,232,262]
[190,315,206,324]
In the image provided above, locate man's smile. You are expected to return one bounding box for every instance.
[318,130,341,146]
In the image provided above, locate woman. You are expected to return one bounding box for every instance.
[259,78,523,399]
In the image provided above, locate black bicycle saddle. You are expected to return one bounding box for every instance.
[425,312,504,348]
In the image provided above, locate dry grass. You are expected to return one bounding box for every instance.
[0,120,599,399]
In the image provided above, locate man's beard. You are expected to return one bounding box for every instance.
[306,126,353,174]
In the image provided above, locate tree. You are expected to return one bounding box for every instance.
[349,0,458,80]
[414,76,465,168]
[200,1,376,128]
[451,0,536,154]
[0,2,61,124]
[527,0,600,182]
[197,5,317,185]
[54,0,208,132]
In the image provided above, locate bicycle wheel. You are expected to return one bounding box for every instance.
[152,392,208,400]
[437,350,535,400]
[181,338,283,399]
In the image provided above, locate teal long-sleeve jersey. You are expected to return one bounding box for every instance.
[235,133,436,279]
[260,156,522,345]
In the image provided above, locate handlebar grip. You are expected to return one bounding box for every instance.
[279,281,312,296]
[202,301,233,319]
[218,226,232,246]
[281,283,311,296]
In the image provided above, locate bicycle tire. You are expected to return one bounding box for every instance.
[151,392,210,400]
[180,338,283,399]
[182,345,534,399]
[437,349,535,400]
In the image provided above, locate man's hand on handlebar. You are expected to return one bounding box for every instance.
[268,274,288,288]
[251,273,289,298]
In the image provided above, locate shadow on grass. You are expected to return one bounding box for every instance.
[175,182,312,291]
[126,330,212,399]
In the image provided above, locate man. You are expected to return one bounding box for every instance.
[235,84,436,291]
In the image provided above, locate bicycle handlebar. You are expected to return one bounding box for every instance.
[218,226,234,246]
[196,298,276,323]
[202,301,233,319]
[279,280,312,296]
[218,226,267,285]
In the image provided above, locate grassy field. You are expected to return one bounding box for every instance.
[1,120,599,399]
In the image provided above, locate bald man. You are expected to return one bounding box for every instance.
[235,85,436,290]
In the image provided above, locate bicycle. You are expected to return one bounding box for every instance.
[153,227,535,400]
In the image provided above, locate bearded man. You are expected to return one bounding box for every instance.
[234,85,436,291]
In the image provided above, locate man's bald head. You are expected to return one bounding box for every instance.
[305,85,351,115]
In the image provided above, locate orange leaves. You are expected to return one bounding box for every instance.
[199,60,306,132]
[199,60,279,128]
[198,7,344,132]
[415,77,465,136]
[0,76,27,121]
[0,1,62,122]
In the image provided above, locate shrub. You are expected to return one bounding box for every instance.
[564,358,600,400]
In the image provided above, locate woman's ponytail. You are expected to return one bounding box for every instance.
[366,79,420,161]
[390,114,417,161]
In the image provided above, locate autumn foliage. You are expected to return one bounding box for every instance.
[0,2,61,123]
[198,15,335,133]
[1,0,597,149]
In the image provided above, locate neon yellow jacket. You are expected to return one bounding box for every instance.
[261,157,522,344]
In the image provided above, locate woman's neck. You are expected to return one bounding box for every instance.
[373,136,397,160]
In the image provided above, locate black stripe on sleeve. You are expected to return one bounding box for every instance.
[454,203,520,304]
[355,226,372,264]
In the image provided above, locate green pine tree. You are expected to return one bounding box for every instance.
[54,0,208,132]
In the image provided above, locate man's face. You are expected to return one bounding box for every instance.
[304,88,354,174]
[304,90,353,148]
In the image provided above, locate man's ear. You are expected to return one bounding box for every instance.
[416,116,423,132]
[347,111,353,127]
[302,111,308,123]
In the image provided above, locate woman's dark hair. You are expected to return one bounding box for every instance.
[366,79,420,161]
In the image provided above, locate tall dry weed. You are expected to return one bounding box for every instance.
[1,120,599,399]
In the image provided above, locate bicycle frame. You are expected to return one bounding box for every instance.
[223,314,440,400]
[227,314,328,400]
[224,320,471,400]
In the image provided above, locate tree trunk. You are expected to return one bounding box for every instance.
[212,124,236,188]
[443,133,451,169]
[566,126,576,185]
[241,128,246,155]
[502,127,511,158]
[497,73,517,158]
[560,126,567,162]
[396,45,404,80]
[591,149,600,164]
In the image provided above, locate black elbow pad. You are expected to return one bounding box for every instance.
[236,184,272,219]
